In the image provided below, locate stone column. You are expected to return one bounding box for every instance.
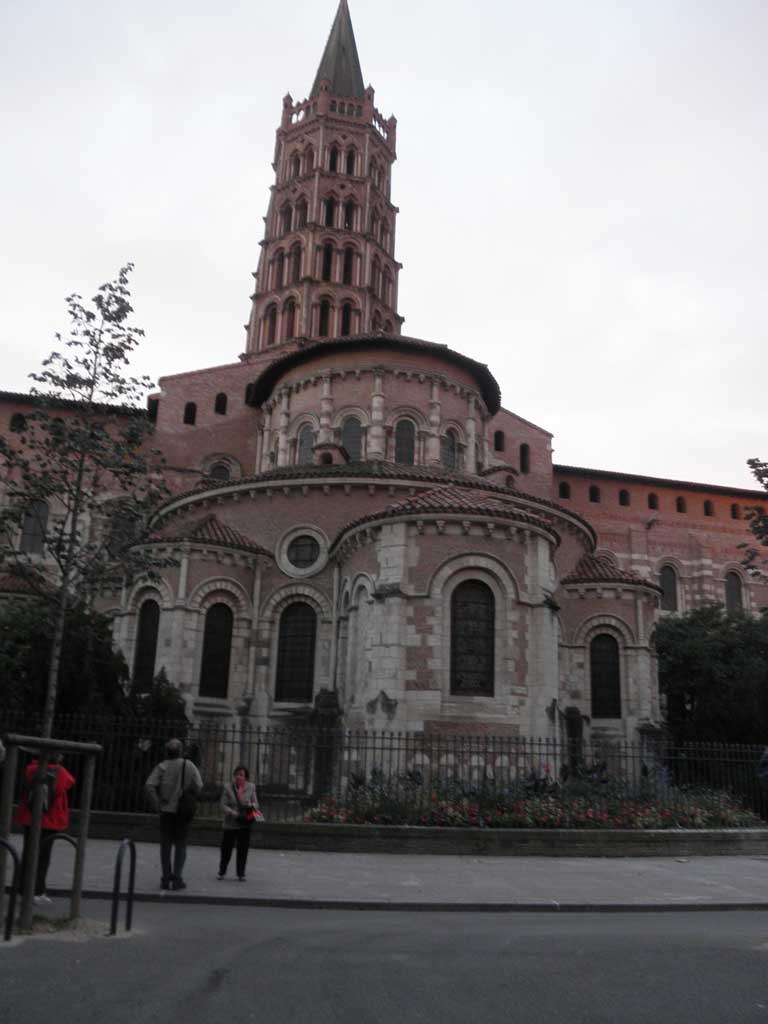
[464,396,477,475]
[368,371,386,459]
[277,389,290,467]
[426,381,442,464]
[317,374,334,445]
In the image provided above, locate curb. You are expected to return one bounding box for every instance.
[45,887,768,914]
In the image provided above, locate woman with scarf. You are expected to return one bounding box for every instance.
[217,765,262,881]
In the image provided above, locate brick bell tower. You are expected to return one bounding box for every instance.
[245,0,401,355]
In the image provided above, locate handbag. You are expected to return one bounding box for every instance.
[177,759,198,823]
[232,783,262,826]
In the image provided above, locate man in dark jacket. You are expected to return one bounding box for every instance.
[145,739,203,891]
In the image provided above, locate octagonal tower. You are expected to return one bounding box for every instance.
[245,0,401,355]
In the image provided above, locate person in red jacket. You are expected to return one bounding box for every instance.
[14,753,76,904]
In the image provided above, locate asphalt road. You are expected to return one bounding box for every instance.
[2,904,768,1023]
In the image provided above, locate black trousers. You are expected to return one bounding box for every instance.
[159,813,190,883]
[20,827,57,895]
[218,827,251,877]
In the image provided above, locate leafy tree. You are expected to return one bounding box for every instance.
[656,604,768,744]
[0,265,170,734]
[743,457,768,576]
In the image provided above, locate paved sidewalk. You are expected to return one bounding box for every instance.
[4,835,768,910]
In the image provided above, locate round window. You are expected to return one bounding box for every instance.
[286,535,320,568]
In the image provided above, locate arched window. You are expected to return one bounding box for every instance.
[274,250,285,289]
[676,496,686,514]
[345,148,356,175]
[329,146,339,173]
[265,304,277,345]
[589,485,601,503]
[648,493,659,510]
[133,599,160,693]
[208,462,231,482]
[382,270,392,305]
[660,565,678,612]
[214,393,227,415]
[450,580,494,696]
[297,424,314,465]
[558,482,571,500]
[343,246,354,285]
[275,602,317,702]
[290,153,300,179]
[324,197,336,227]
[280,205,292,234]
[19,499,48,555]
[343,200,355,230]
[199,602,233,699]
[371,256,381,296]
[341,416,362,460]
[10,412,26,432]
[731,503,741,520]
[725,571,743,613]
[590,634,621,718]
[340,302,352,337]
[284,298,297,340]
[704,500,714,517]
[493,430,505,452]
[295,199,308,229]
[318,299,330,337]
[441,430,458,470]
[394,419,415,465]
[619,489,630,507]
[519,443,530,474]
[321,242,333,282]
[305,145,314,171]
[372,311,382,333]
[290,244,302,283]
[183,402,197,425]
[380,222,390,251]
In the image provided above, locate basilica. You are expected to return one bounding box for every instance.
[3,1,766,741]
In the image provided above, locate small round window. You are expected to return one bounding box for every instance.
[287,535,320,569]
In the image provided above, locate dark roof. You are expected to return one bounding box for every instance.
[310,0,366,99]
[0,389,145,418]
[553,463,766,501]
[153,514,270,557]
[245,334,502,415]
[561,553,660,590]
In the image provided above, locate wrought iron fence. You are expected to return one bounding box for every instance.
[2,712,767,824]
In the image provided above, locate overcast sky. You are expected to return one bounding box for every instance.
[1,0,765,489]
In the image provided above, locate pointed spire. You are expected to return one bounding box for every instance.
[310,0,366,99]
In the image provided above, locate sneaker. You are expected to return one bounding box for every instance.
[160,879,171,890]
[237,876,246,882]
[33,894,52,905]
[217,873,225,880]
[172,879,187,891]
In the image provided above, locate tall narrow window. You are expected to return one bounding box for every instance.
[371,257,381,296]
[676,496,687,514]
[318,299,330,337]
[340,303,352,336]
[275,602,317,702]
[590,634,621,718]
[199,603,233,699]
[519,443,530,474]
[274,251,285,288]
[648,493,659,510]
[450,580,494,696]
[133,599,160,693]
[266,305,277,345]
[295,199,308,229]
[284,299,296,340]
[619,489,630,507]
[322,243,333,282]
[291,244,302,283]
[493,431,505,452]
[345,149,356,175]
[731,503,741,520]
[324,197,336,227]
[183,402,197,425]
[290,153,300,179]
[343,200,355,230]
[589,485,601,503]
[297,424,314,465]
[214,393,227,415]
[725,571,743,613]
[382,270,392,305]
[280,205,292,234]
[558,482,571,500]
[394,419,415,465]
[704,500,714,517]
[660,565,678,612]
[19,500,48,555]
[441,430,457,470]
[341,416,362,460]
[305,145,314,171]
[329,146,339,173]
[372,311,382,333]
[343,246,354,285]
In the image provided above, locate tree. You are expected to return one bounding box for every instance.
[0,264,170,734]
[743,457,768,576]
[656,604,768,744]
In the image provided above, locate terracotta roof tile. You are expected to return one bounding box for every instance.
[154,514,270,557]
[561,554,659,589]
